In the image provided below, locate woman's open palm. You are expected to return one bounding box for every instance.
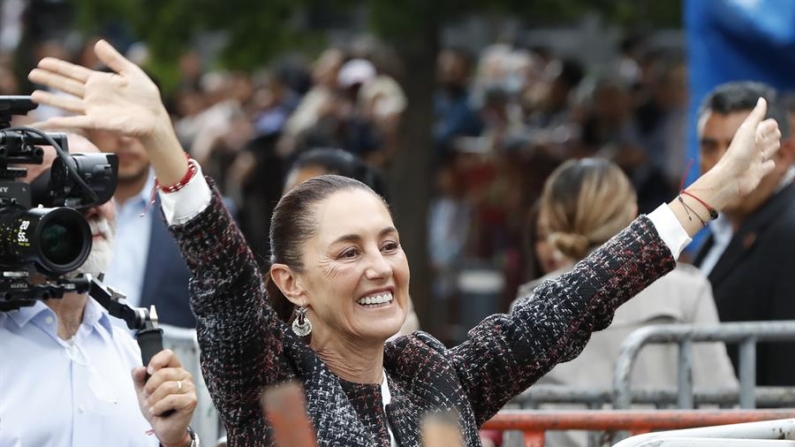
[28,40,167,138]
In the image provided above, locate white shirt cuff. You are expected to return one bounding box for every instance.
[648,204,692,260]
[158,162,212,226]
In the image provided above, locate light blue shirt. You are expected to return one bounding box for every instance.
[105,170,155,313]
[0,299,158,447]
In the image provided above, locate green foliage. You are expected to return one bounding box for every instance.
[72,0,681,89]
[365,0,681,46]
[367,0,469,39]
[73,0,324,91]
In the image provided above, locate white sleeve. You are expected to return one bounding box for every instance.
[647,204,693,260]
[157,163,212,226]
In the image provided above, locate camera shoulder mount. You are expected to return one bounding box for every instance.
[89,273,165,370]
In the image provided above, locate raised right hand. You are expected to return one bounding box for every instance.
[28,39,190,186]
[28,39,168,139]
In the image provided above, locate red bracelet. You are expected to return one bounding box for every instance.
[157,157,198,193]
[142,154,197,217]
[681,190,719,220]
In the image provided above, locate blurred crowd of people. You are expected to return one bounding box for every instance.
[429,37,689,332]
[1,31,691,338]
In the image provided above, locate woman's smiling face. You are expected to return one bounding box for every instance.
[296,188,410,344]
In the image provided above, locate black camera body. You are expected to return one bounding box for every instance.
[0,182,33,206]
[0,96,118,310]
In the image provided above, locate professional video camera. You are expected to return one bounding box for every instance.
[0,96,118,310]
[0,96,169,380]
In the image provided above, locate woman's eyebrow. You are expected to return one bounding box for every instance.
[330,227,397,245]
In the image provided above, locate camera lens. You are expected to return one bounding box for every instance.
[0,206,91,275]
[40,217,84,266]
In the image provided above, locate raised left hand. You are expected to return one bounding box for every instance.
[691,97,782,211]
[132,349,198,447]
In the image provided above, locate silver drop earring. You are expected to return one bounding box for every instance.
[292,306,313,337]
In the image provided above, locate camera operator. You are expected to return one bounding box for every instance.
[0,131,199,447]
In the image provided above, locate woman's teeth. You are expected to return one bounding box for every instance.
[357,293,393,306]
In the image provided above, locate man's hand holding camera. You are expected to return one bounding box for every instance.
[133,349,198,447]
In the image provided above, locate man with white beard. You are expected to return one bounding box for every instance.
[0,132,200,447]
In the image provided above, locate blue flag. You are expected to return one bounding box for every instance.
[685,0,795,247]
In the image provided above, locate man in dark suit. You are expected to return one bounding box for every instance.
[88,129,196,328]
[694,82,795,386]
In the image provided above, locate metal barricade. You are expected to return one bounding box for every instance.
[613,321,795,409]
[158,319,795,444]
[512,385,795,410]
[483,409,795,447]
[618,439,795,446]
[160,324,224,445]
[613,417,795,446]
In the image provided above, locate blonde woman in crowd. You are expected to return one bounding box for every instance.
[515,158,738,447]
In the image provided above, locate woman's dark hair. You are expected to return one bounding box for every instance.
[265,174,381,323]
[289,148,391,203]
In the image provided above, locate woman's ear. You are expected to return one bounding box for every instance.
[270,263,307,307]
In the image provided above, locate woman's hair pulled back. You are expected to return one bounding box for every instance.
[539,158,637,261]
[264,174,380,322]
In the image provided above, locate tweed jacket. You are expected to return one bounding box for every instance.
[515,264,737,447]
[169,186,675,447]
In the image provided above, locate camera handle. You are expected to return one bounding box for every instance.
[88,274,176,417]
